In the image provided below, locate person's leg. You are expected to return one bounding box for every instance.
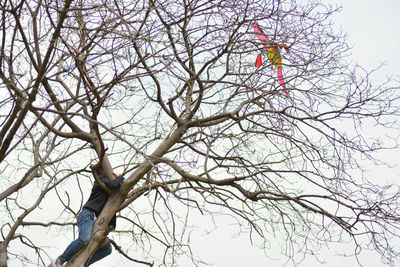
[88,243,112,265]
[58,208,95,263]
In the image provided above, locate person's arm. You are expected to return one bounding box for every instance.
[99,173,124,190]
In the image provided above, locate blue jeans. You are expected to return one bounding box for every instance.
[59,208,112,265]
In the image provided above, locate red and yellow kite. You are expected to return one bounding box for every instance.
[252,22,290,95]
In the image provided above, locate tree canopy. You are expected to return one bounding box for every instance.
[0,0,400,266]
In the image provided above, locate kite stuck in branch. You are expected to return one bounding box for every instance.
[252,21,290,95]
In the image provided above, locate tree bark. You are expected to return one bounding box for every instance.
[0,242,7,267]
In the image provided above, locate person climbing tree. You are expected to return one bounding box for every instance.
[50,168,124,267]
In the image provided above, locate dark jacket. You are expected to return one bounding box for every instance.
[83,173,124,228]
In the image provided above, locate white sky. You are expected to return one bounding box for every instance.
[333,0,400,75]
[22,1,400,266]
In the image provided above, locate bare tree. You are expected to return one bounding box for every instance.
[1,0,400,266]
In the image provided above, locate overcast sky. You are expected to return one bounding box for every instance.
[41,1,400,266]
[333,0,400,75]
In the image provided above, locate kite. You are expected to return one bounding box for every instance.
[252,21,290,95]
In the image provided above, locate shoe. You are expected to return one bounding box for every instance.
[49,259,63,267]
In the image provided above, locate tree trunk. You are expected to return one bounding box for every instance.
[0,242,7,267]
[66,126,187,266]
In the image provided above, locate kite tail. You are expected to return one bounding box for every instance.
[277,67,288,95]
